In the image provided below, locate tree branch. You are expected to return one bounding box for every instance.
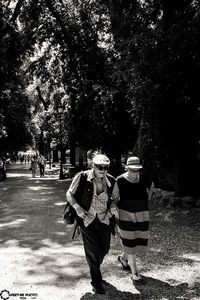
[44,0,67,32]
[9,0,26,23]
[36,86,50,111]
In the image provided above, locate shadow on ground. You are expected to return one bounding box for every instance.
[79,277,200,300]
[0,165,200,299]
[0,166,72,250]
[80,280,140,300]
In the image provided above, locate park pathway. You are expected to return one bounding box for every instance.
[0,164,200,300]
[0,164,140,300]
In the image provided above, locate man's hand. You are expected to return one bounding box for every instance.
[76,206,87,219]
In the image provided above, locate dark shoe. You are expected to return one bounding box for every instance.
[92,283,105,294]
[117,255,131,270]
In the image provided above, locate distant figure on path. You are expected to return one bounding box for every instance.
[113,156,154,284]
[20,155,24,164]
[30,155,38,178]
[38,154,46,177]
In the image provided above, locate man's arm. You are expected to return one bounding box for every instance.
[66,172,87,219]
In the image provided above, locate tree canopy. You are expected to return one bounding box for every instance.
[0,0,199,196]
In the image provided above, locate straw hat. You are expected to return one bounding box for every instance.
[126,156,142,169]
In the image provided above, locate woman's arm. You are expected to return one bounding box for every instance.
[112,181,120,204]
[110,182,120,217]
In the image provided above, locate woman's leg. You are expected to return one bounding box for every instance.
[127,254,137,276]
[120,241,128,262]
[128,254,142,281]
[121,251,128,261]
[118,242,130,269]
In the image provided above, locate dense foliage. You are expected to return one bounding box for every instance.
[101,0,200,196]
[0,1,32,155]
[0,0,199,196]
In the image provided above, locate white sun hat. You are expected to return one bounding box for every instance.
[93,154,110,165]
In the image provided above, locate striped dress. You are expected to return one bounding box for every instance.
[116,173,150,255]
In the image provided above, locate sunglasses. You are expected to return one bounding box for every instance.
[95,164,109,171]
[128,168,140,172]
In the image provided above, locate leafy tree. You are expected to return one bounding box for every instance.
[101,0,200,196]
[0,1,33,155]
[2,0,199,198]
[12,0,137,166]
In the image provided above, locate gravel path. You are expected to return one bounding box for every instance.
[0,164,199,300]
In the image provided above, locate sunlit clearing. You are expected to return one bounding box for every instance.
[30,198,50,202]
[181,253,200,262]
[144,263,200,285]
[57,219,65,224]
[29,177,59,181]
[40,239,85,256]
[28,186,54,191]
[0,218,27,228]
[55,232,66,236]
[8,173,30,177]
[54,202,66,206]
[150,247,163,253]
[39,191,54,195]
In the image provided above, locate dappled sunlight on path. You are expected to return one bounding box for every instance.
[0,165,92,299]
[0,164,200,299]
[0,238,90,300]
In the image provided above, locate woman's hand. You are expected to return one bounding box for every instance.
[112,208,119,219]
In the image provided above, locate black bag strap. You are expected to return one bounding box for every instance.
[107,176,116,210]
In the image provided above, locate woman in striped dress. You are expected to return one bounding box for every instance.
[113,156,153,283]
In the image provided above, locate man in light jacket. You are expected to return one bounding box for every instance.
[66,154,117,294]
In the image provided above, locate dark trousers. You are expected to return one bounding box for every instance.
[39,165,45,177]
[80,216,111,286]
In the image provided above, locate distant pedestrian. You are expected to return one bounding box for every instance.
[0,157,6,180]
[66,154,117,294]
[20,155,24,164]
[30,155,38,178]
[113,156,154,284]
[38,155,46,177]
